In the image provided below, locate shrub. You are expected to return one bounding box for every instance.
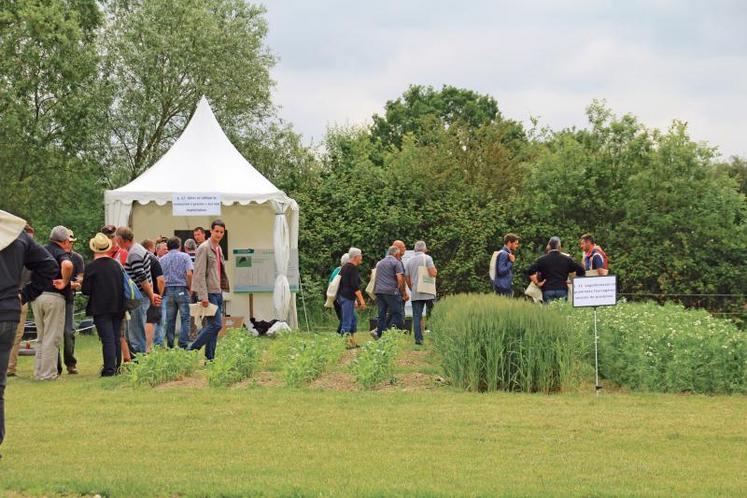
[429,294,580,393]
[207,329,262,387]
[283,333,346,387]
[350,333,400,389]
[126,347,201,387]
[565,301,747,394]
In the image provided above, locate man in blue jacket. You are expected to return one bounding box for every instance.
[493,233,520,296]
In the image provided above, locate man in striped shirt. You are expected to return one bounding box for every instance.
[115,227,161,354]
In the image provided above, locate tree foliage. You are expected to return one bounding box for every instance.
[0,0,106,238]
[98,0,276,185]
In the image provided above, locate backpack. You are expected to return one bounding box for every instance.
[489,249,508,282]
[118,262,143,311]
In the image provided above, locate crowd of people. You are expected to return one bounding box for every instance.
[329,240,438,348]
[327,233,608,348]
[492,233,608,302]
[0,210,237,454]
[0,211,237,453]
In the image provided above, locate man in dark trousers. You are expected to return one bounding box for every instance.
[58,229,84,375]
[526,236,585,303]
[0,210,58,458]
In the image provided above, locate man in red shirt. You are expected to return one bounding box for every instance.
[579,234,609,276]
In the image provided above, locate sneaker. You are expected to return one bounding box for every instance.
[7,372,16,377]
[67,366,79,375]
[415,341,423,346]
[369,330,379,340]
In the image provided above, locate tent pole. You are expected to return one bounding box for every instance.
[299,275,310,333]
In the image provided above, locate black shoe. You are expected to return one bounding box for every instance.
[415,341,423,346]
[7,372,16,377]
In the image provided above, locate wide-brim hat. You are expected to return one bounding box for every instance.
[89,232,113,254]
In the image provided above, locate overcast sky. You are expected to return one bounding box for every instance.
[263,1,747,158]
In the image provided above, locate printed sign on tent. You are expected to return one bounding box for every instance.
[172,193,221,216]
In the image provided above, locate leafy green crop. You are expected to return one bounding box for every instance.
[207,329,262,387]
[283,333,346,387]
[563,301,747,394]
[125,347,201,387]
[350,334,400,389]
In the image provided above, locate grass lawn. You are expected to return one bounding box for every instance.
[2,332,746,497]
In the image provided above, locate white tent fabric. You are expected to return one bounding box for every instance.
[104,96,298,324]
[272,200,291,319]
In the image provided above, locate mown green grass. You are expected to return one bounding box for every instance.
[2,334,746,497]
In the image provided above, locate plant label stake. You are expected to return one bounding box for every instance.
[572,275,618,394]
[593,306,601,393]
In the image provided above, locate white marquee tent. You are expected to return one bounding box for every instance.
[104,96,299,326]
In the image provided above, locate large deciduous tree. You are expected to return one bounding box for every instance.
[0,0,106,236]
[99,0,276,185]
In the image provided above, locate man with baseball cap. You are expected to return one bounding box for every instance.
[57,228,84,375]
[28,226,75,380]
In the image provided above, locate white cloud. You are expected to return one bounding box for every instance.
[265,1,747,158]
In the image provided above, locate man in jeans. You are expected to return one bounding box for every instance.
[372,246,407,339]
[189,220,230,360]
[115,227,159,354]
[159,237,193,348]
[405,240,438,346]
[0,210,58,456]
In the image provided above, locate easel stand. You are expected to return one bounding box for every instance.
[593,306,602,395]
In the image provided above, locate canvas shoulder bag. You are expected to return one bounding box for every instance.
[416,253,437,296]
[325,273,342,308]
[365,269,377,300]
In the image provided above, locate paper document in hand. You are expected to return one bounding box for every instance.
[189,303,218,317]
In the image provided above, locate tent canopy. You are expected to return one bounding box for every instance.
[105,96,292,209]
[104,96,299,325]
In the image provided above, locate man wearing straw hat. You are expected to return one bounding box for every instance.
[0,210,58,456]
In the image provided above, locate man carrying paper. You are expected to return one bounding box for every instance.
[189,220,230,360]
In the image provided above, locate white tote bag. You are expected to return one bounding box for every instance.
[365,269,377,300]
[416,254,437,296]
[324,274,341,308]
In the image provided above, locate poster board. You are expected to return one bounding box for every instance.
[572,275,617,308]
[233,248,299,293]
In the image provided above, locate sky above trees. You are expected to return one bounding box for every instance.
[264,0,747,158]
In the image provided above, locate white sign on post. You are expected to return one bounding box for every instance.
[172,193,221,216]
[572,275,617,308]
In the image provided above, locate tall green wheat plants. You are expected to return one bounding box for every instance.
[430,294,580,393]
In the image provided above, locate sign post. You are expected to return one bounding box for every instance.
[572,275,617,394]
